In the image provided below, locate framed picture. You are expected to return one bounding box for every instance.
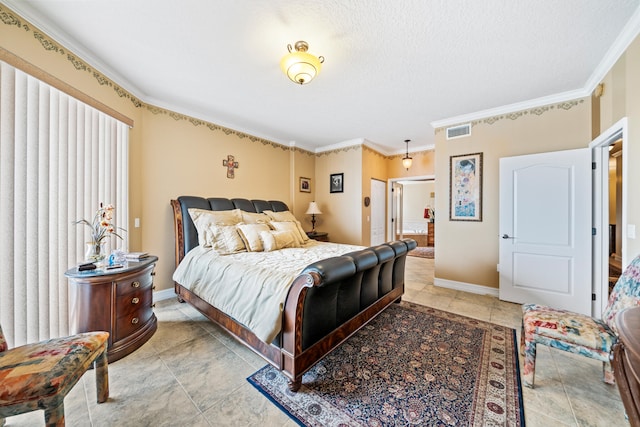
[330,173,344,193]
[449,152,483,221]
[299,177,311,193]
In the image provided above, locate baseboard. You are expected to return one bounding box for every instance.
[153,287,176,301]
[434,277,499,297]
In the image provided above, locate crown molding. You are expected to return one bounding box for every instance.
[430,89,587,130]
[583,5,640,93]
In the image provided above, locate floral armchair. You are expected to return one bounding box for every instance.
[0,325,109,426]
[521,254,640,388]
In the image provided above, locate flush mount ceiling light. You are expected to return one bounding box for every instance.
[280,41,324,85]
[402,139,413,170]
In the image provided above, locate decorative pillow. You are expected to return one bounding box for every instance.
[240,211,270,224]
[188,208,243,246]
[270,221,306,246]
[236,223,271,252]
[206,224,246,254]
[263,210,297,222]
[259,230,299,252]
[263,210,310,243]
[294,220,310,243]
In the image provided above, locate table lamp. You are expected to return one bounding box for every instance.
[305,201,322,232]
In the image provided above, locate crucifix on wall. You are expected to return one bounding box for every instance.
[222,155,239,179]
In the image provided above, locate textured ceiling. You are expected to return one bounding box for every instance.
[3,0,640,154]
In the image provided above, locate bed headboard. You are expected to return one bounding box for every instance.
[170,196,289,267]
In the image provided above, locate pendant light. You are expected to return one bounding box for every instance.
[402,139,413,170]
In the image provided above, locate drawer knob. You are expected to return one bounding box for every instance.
[131,281,140,288]
[131,317,139,324]
[131,297,140,304]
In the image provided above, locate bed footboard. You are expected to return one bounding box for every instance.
[281,238,417,390]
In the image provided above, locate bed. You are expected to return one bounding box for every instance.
[170,196,416,391]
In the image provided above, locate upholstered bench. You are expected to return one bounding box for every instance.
[0,326,109,426]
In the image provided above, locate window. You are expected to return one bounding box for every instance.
[0,61,129,346]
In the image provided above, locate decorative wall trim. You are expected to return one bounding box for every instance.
[434,99,586,134]
[316,144,362,157]
[434,277,499,297]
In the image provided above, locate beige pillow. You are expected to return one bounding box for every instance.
[207,224,246,254]
[270,221,306,246]
[263,210,297,222]
[240,211,270,224]
[236,223,271,251]
[294,220,310,243]
[259,230,299,252]
[188,208,243,246]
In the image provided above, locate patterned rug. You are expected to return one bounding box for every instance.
[408,246,434,259]
[248,302,524,426]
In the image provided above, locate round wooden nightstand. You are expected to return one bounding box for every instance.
[65,256,158,362]
[307,231,329,242]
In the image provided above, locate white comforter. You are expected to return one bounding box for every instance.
[172,241,364,343]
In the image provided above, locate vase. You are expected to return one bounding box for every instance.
[85,241,106,263]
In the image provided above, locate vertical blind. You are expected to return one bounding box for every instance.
[0,61,129,347]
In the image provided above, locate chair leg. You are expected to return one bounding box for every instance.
[44,401,65,426]
[94,346,109,403]
[522,338,537,388]
[604,360,616,385]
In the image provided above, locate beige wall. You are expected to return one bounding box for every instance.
[434,99,592,289]
[315,147,363,245]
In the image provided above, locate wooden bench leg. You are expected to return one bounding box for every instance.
[44,401,65,426]
[95,346,109,403]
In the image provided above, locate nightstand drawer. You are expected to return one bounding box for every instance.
[115,266,154,296]
[116,303,154,341]
[116,288,152,318]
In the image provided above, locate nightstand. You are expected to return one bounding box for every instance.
[307,231,329,242]
[65,256,158,363]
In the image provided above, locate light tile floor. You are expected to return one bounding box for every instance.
[5,256,627,426]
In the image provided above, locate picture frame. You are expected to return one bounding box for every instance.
[330,173,344,193]
[449,152,483,221]
[299,177,311,193]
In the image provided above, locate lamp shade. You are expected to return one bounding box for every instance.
[305,201,322,215]
[402,156,413,169]
[281,41,324,85]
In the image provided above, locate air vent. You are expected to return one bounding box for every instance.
[446,123,471,140]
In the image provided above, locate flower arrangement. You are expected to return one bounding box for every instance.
[74,203,125,261]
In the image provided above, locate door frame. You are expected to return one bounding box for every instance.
[590,117,628,317]
[387,174,435,242]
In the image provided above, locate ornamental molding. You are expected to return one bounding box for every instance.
[434,99,585,134]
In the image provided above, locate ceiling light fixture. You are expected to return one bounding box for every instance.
[402,139,413,170]
[280,41,324,85]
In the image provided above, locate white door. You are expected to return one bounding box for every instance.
[370,179,386,245]
[499,148,592,315]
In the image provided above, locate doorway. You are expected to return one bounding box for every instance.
[591,117,627,317]
[387,175,436,246]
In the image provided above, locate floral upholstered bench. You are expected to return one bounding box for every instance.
[0,325,109,426]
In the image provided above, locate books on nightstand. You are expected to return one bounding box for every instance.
[125,252,149,261]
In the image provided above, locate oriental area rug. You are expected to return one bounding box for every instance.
[248,302,524,426]
[408,246,434,259]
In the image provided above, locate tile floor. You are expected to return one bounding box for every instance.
[5,256,627,426]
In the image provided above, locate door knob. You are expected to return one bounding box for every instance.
[502,234,514,239]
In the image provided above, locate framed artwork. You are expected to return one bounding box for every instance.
[299,177,311,193]
[449,152,483,221]
[330,173,344,193]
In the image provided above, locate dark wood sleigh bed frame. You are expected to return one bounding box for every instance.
[171,196,417,391]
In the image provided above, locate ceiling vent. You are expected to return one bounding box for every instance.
[446,123,471,140]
